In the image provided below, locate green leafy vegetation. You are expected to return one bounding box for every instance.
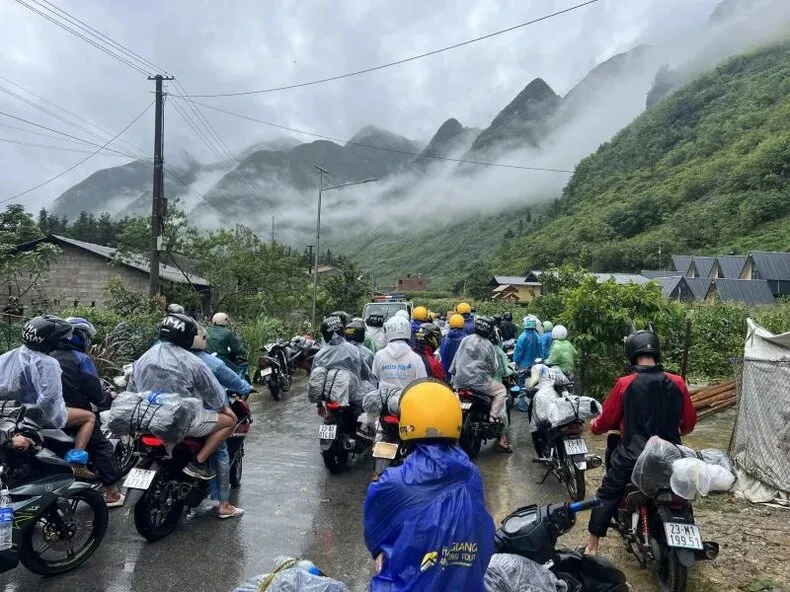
[491,40,790,273]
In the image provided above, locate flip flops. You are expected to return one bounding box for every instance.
[218,507,245,520]
[105,494,125,508]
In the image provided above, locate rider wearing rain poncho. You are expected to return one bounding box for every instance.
[372,316,427,392]
[364,379,494,591]
[514,317,542,371]
[364,314,387,354]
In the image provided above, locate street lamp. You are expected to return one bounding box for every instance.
[372,239,403,293]
[311,165,378,329]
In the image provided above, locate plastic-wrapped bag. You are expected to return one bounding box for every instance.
[569,396,601,420]
[307,367,358,407]
[450,334,498,395]
[632,436,696,497]
[362,388,401,416]
[233,558,349,592]
[547,398,577,428]
[670,455,736,499]
[0,346,66,428]
[102,390,200,444]
[484,553,567,592]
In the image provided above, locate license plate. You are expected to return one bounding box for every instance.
[373,442,399,460]
[664,522,703,550]
[460,401,472,410]
[318,424,337,440]
[123,468,157,490]
[563,438,588,455]
[260,367,273,377]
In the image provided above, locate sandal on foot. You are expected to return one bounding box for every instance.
[218,508,245,519]
[497,444,514,453]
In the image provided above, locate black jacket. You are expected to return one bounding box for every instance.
[500,320,517,342]
[51,344,111,410]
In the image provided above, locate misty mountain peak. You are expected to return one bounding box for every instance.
[347,125,412,147]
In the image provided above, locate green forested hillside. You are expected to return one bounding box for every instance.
[491,41,790,273]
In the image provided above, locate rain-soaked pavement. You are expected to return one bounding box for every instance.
[1,380,570,592]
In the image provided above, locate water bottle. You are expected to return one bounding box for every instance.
[0,484,13,551]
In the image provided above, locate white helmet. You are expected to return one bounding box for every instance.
[552,325,568,340]
[192,325,208,350]
[384,315,411,342]
[395,310,410,320]
[212,312,229,326]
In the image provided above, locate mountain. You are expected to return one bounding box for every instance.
[412,118,479,171]
[488,40,790,274]
[462,78,560,162]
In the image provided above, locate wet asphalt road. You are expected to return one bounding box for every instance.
[1,380,569,592]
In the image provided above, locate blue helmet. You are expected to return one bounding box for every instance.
[65,317,96,351]
[523,318,537,330]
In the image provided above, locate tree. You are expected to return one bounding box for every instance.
[321,263,371,316]
[0,205,42,244]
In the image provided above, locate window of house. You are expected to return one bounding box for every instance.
[751,267,758,280]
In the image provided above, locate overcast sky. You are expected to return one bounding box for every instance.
[0,0,721,211]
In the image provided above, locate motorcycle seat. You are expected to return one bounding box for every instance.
[625,485,649,506]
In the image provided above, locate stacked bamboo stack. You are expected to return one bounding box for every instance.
[690,380,737,419]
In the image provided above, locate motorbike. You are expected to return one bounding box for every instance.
[531,380,602,502]
[371,410,406,479]
[494,496,629,591]
[607,439,719,592]
[318,400,373,474]
[455,389,503,459]
[254,339,292,401]
[227,394,252,487]
[0,405,109,575]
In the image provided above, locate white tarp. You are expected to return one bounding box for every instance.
[730,318,790,505]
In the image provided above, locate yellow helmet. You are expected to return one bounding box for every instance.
[412,306,429,322]
[399,379,462,442]
[456,302,472,315]
[449,314,465,329]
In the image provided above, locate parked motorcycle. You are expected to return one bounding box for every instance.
[0,405,108,575]
[494,496,629,591]
[254,339,292,401]
[227,393,252,487]
[318,400,373,474]
[608,443,719,592]
[455,388,503,459]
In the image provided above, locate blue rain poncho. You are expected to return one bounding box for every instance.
[514,329,541,370]
[0,346,66,428]
[439,329,466,379]
[364,444,494,592]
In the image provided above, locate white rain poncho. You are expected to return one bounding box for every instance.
[484,553,567,592]
[450,334,497,395]
[372,341,427,391]
[233,557,349,592]
[131,342,226,411]
[365,326,388,352]
[362,387,401,417]
[102,391,202,444]
[0,346,66,428]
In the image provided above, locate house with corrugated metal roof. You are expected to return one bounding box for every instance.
[705,278,775,305]
[488,274,542,302]
[687,256,716,279]
[3,235,210,312]
[739,252,790,296]
[709,255,747,279]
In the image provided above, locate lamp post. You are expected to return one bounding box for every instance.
[311,165,377,329]
[372,239,403,293]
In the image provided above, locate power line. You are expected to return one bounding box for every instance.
[0,136,135,157]
[176,98,574,173]
[0,100,153,206]
[183,0,600,98]
[11,0,150,75]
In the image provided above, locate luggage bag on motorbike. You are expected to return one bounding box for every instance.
[483,553,567,592]
[307,367,360,407]
[362,388,401,417]
[102,391,200,445]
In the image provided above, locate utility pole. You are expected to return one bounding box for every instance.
[307,244,314,275]
[148,74,174,297]
[271,215,276,244]
[312,165,328,330]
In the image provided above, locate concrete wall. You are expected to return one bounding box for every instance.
[1,244,149,310]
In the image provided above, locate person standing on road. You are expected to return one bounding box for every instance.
[364,379,494,591]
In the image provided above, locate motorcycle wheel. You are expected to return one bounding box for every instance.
[655,546,688,592]
[252,369,263,384]
[563,453,586,501]
[322,440,349,474]
[281,373,293,393]
[229,441,243,487]
[115,435,137,477]
[20,487,109,575]
[459,424,482,459]
[133,472,185,542]
[374,458,391,478]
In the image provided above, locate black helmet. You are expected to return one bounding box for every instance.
[329,311,352,327]
[23,315,72,353]
[493,314,502,325]
[415,323,441,351]
[366,313,384,328]
[158,313,198,349]
[624,330,661,365]
[321,315,345,342]
[503,311,513,321]
[473,316,494,339]
[344,320,366,344]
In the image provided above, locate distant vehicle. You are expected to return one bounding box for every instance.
[361,300,413,322]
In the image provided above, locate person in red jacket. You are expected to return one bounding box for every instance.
[585,329,696,556]
[413,323,446,382]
